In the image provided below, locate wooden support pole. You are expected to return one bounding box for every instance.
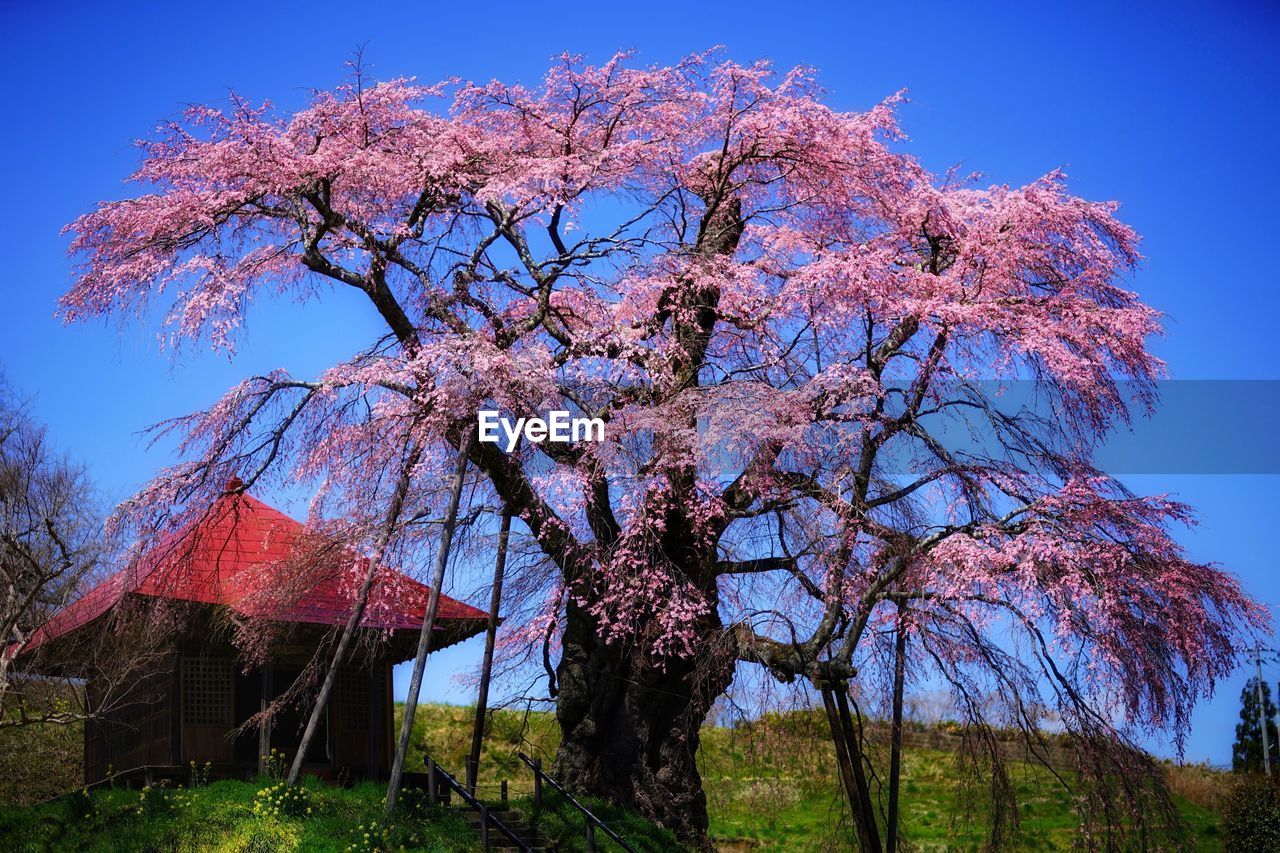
[822,682,882,853]
[386,432,474,812]
[834,686,883,853]
[288,443,422,786]
[468,506,512,794]
[887,609,907,853]
[821,684,868,848]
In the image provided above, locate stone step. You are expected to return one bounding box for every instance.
[453,804,547,850]
[477,826,538,839]
[464,824,544,843]
[455,809,545,845]
[461,811,524,821]
[487,838,543,847]
[481,837,546,850]
[462,818,537,835]
[460,810,528,825]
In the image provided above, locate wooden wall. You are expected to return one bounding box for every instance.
[84,642,396,782]
[332,660,390,775]
[84,653,179,784]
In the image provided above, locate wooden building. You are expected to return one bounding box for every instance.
[20,481,487,784]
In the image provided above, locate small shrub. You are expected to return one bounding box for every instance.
[1223,775,1280,852]
[742,778,801,813]
[251,782,312,819]
[189,760,212,788]
[134,784,182,817]
[261,748,288,782]
[336,766,354,789]
[392,786,433,819]
[1165,760,1230,813]
[65,787,99,822]
[347,817,394,852]
[738,777,801,834]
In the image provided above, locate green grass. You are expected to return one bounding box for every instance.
[0,779,477,852]
[697,712,1227,851]
[700,752,1222,851]
[0,704,1232,851]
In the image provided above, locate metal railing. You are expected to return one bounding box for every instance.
[423,757,531,852]
[30,764,174,808]
[31,762,249,809]
[517,752,636,853]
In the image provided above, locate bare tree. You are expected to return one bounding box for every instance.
[0,379,106,712]
[0,376,172,729]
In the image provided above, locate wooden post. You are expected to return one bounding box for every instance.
[887,609,907,853]
[426,757,437,805]
[479,804,490,850]
[533,758,542,809]
[169,654,182,768]
[386,432,474,811]
[468,507,513,795]
[500,779,507,804]
[586,820,596,853]
[366,663,381,776]
[258,663,273,776]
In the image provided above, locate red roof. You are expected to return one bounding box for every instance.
[24,485,487,655]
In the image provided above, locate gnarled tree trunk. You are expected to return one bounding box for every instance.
[552,597,732,849]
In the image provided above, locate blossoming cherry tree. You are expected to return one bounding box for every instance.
[63,53,1263,847]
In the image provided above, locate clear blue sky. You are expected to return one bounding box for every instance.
[2,0,1278,766]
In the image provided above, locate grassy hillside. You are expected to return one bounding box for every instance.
[402,703,1226,851]
[0,703,1230,851]
[0,717,80,806]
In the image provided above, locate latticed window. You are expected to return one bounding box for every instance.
[181,657,232,726]
[339,667,371,731]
